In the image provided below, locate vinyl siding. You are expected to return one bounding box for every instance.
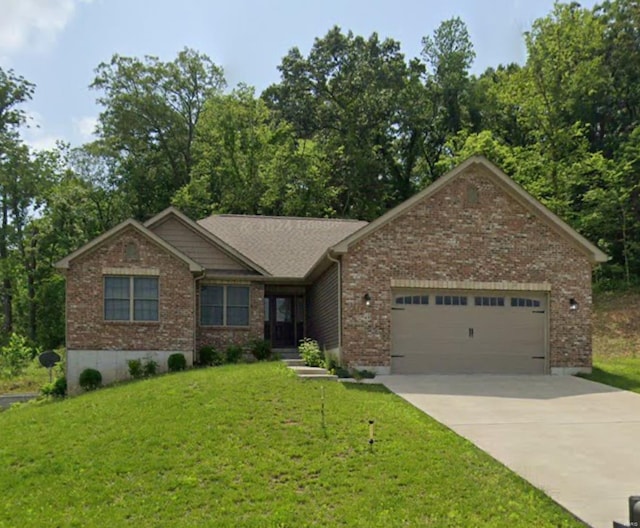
[152,217,248,271]
[307,263,339,350]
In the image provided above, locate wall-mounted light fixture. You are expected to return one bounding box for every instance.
[569,298,578,311]
[363,293,371,306]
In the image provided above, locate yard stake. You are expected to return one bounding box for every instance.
[320,386,325,429]
[369,420,375,450]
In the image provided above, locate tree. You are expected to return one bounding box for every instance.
[175,86,338,218]
[0,67,35,337]
[91,48,225,219]
[264,27,421,219]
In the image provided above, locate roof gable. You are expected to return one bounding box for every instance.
[54,218,204,272]
[197,215,368,278]
[331,156,608,264]
[144,207,269,275]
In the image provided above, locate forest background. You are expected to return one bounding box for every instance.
[1,0,638,351]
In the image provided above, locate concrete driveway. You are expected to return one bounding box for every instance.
[378,374,640,528]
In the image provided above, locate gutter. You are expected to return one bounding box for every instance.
[326,250,342,354]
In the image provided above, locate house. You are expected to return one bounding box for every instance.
[55,156,608,392]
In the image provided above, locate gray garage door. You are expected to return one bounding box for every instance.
[391,290,547,374]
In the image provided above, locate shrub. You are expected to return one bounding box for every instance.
[225,345,243,364]
[250,339,272,361]
[168,353,187,372]
[298,338,324,368]
[0,333,34,378]
[41,376,67,397]
[199,346,223,366]
[127,359,143,379]
[79,368,102,391]
[142,358,158,377]
[325,355,339,373]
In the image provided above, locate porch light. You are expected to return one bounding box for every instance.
[569,298,578,311]
[363,293,371,306]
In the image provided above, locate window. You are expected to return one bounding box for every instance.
[435,295,467,306]
[394,295,429,305]
[104,276,158,321]
[474,296,505,307]
[201,285,250,326]
[511,297,541,308]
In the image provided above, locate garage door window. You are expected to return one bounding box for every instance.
[474,296,505,307]
[511,297,541,308]
[395,295,429,305]
[435,295,467,306]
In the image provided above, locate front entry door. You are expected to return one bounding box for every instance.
[264,296,295,348]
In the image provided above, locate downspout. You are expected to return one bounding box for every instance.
[193,271,206,365]
[326,251,342,358]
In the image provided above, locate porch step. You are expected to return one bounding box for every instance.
[275,348,301,360]
[289,365,338,381]
[282,358,305,367]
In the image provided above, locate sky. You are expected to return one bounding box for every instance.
[1,0,599,150]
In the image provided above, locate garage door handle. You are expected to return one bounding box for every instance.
[532,310,545,314]
[391,355,405,358]
[531,356,545,359]
[391,307,405,311]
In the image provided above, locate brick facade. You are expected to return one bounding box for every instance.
[65,227,195,352]
[340,164,594,371]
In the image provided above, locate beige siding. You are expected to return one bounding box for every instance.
[307,263,339,350]
[152,217,248,271]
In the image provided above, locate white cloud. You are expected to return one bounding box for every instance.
[0,0,92,58]
[21,110,62,151]
[72,115,98,141]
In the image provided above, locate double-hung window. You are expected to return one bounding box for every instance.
[201,285,249,326]
[104,276,159,321]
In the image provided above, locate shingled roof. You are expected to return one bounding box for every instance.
[197,215,368,278]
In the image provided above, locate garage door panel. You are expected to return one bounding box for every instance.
[391,290,546,375]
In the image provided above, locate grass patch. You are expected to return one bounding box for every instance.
[0,363,581,527]
[584,290,640,393]
[0,359,50,394]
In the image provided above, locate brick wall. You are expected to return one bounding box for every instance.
[65,227,195,352]
[196,282,264,353]
[340,164,594,371]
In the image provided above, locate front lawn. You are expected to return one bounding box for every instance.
[0,362,581,527]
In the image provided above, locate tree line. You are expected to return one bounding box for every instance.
[1,0,639,350]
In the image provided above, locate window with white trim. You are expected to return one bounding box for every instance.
[201,285,250,326]
[104,276,159,321]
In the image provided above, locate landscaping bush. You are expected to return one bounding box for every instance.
[0,333,35,378]
[41,376,67,397]
[168,353,187,372]
[142,358,158,377]
[79,368,102,391]
[199,346,223,366]
[128,358,158,379]
[250,339,272,361]
[298,338,324,368]
[127,359,144,379]
[225,345,243,364]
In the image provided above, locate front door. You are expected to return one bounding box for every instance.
[264,296,295,348]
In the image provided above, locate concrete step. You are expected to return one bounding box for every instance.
[275,348,300,360]
[282,358,305,367]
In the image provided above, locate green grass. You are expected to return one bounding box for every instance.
[0,363,581,527]
[0,358,51,394]
[583,290,640,393]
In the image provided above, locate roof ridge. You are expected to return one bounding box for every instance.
[200,214,368,223]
